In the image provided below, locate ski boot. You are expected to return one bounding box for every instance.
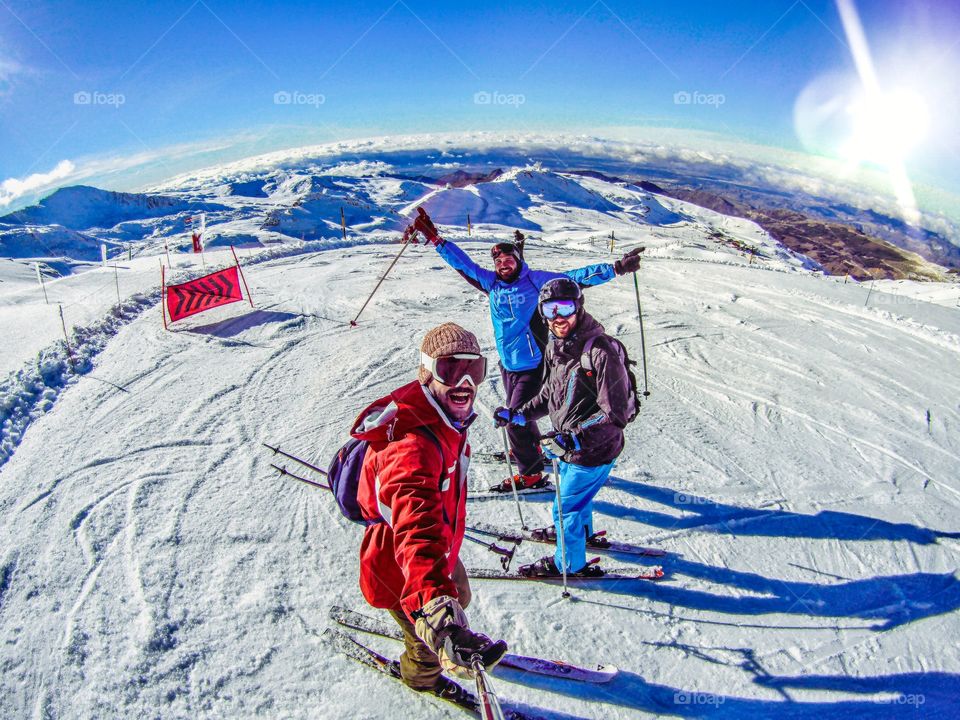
[489,473,548,493]
[586,530,611,549]
[529,526,557,542]
[431,676,474,704]
[573,561,605,578]
[518,556,561,577]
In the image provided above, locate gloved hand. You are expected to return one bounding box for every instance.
[413,207,442,246]
[541,431,581,459]
[493,406,526,428]
[401,225,421,244]
[614,246,645,275]
[414,595,507,678]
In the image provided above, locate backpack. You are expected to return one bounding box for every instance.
[326,428,443,526]
[580,336,641,423]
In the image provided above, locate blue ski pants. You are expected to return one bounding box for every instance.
[552,460,615,572]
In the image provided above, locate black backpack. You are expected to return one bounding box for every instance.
[580,336,641,423]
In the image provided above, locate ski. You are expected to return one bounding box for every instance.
[468,484,555,501]
[468,563,665,582]
[323,628,545,719]
[467,522,666,558]
[329,606,618,684]
[471,450,509,463]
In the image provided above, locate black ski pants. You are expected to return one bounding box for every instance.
[500,362,545,476]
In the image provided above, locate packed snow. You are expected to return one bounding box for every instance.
[1,152,959,719]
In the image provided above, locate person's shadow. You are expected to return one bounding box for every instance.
[495,662,957,718]
[596,475,960,546]
[571,476,960,630]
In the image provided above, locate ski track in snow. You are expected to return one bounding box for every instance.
[1,170,959,718]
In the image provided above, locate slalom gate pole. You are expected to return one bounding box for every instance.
[633,272,651,396]
[350,237,411,326]
[262,442,328,476]
[471,656,507,720]
[161,263,169,330]
[35,263,49,304]
[58,305,76,369]
[551,456,570,599]
[231,245,255,307]
[500,426,527,530]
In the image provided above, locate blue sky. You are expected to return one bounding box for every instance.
[1,0,958,209]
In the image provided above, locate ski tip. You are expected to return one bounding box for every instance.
[594,665,620,682]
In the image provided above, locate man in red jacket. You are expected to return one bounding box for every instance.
[350,323,506,699]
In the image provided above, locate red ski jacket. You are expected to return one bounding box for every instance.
[351,380,471,619]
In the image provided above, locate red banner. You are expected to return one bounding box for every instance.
[165,265,243,323]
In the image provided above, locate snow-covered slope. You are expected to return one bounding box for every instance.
[1,153,958,719]
[0,223,103,261]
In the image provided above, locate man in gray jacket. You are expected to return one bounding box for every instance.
[494,277,637,576]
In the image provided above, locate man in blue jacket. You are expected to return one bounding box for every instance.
[407,207,643,491]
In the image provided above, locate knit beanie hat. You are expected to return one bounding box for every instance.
[418,323,481,384]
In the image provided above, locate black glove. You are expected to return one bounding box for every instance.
[493,406,526,427]
[413,207,442,245]
[541,431,580,459]
[442,625,508,675]
[614,246,645,275]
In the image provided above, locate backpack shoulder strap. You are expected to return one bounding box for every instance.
[418,426,443,459]
[580,336,600,373]
[581,335,632,375]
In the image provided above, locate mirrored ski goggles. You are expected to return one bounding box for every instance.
[421,352,488,387]
[540,299,578,319]
[491,243,520,260]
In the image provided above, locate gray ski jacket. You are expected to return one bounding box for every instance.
[519,311,631,467]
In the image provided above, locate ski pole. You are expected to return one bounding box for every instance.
[633,273,651,396]
[271,464,331,491]
[463,532,517,571]
[500,425,527,530]
[550,456,570,599]
[263,442,328,476]
[350,228,415,326]
[471,655,507,720]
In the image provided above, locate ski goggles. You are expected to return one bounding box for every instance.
[490,243,521,260]
[421,352,488,387]
[540,299,579,319]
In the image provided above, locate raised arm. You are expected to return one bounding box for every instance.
[435,238,497,294]
[550,246,646,288]
[409,206,496,293]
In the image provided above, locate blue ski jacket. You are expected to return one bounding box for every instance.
[435,239,616,372]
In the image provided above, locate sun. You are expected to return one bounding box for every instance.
[842,87,930,167]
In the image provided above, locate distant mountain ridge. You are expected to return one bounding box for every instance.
[0,185,228,231]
